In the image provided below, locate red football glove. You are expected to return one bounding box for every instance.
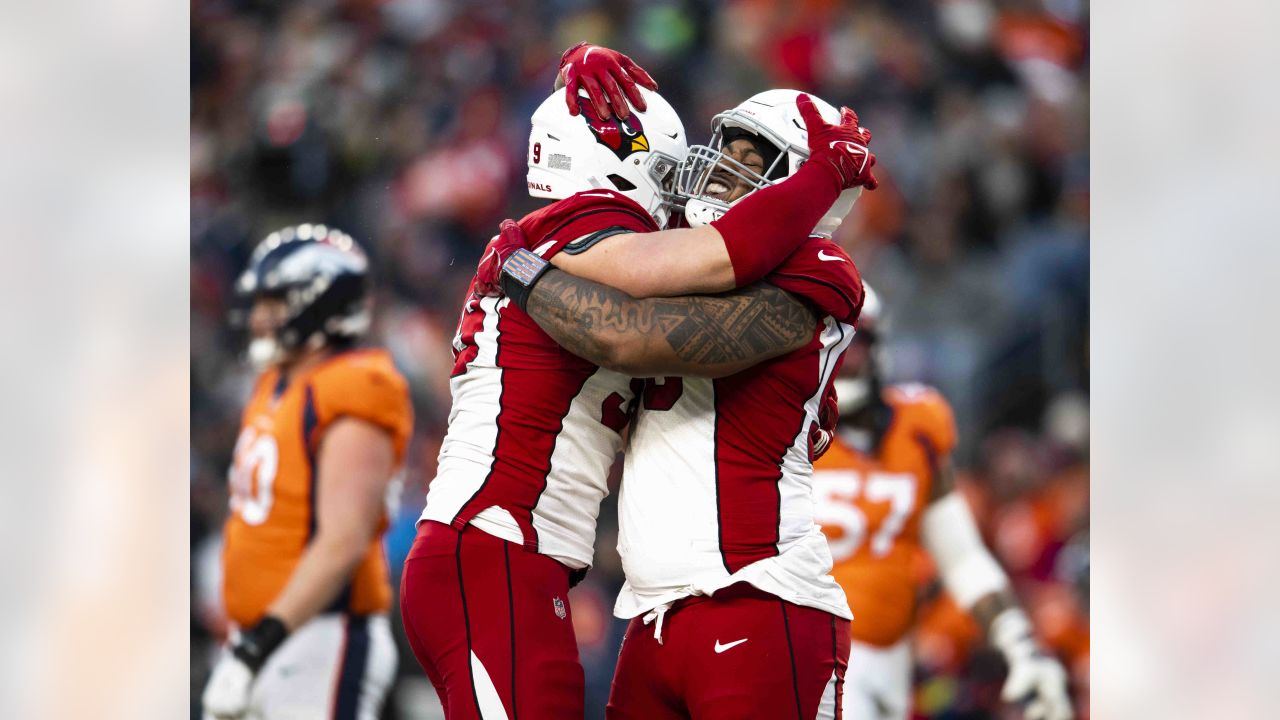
[797,94,878,192]
[473,219,529,298]
[809,384,840,462]
[560,42,658,120]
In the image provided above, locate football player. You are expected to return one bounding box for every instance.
[202,226,413,720]
[398,77,877,720]
[496,88,869,720]
[812,286,1073,720]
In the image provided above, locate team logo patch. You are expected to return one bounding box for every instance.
[553,596,567,620]
[578,97,649,161]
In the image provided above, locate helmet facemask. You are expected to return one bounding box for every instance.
[676,89,863,236]
[677,114,794,227]
[649,152,684,226]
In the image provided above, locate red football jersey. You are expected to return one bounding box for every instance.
[422,190,659,570]
[615,236,867,620]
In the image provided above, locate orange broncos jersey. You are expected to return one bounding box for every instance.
[222,348,413,628]
[813,383,956,647]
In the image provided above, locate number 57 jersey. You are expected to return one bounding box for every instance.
[813,384,958,648]
[420,190,658,571]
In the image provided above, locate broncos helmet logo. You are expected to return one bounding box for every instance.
[578,96,649,161]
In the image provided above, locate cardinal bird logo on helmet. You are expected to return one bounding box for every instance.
[578,97,649,161]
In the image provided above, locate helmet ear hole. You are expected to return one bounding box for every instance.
[607,174,637,191]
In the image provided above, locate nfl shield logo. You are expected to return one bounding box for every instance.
[553,596,567,620]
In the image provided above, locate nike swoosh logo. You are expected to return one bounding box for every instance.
[817,250,845,262]
[827,140,870,172]
[584,48,595,64]
[828,140,865,153]
[664,132,679,139]
[714,638,748,653]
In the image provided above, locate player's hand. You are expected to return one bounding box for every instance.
[796,94,878,191]
[203,615,287,719]
[560,42,658,120]
[1002,651,1073,720]
[474,220,529,298]
[202,651,255,719]
[809,385,839,461]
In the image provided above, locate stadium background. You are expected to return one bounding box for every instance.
[190,0,1089,717]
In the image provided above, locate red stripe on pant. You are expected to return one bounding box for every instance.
[606,583,851,720]
[400,521,584,719]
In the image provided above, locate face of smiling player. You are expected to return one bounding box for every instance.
[701,138,769,204]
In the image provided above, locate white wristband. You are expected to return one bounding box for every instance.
[921,491,1010,609]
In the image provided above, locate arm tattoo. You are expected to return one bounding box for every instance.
[525,267,816,371]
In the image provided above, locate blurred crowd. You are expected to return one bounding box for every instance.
[190,0,1089,717]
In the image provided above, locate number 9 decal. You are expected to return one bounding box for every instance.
[532,142,542,164]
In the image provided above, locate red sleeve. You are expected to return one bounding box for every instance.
[521,190,659,260]
[763,237,865,325]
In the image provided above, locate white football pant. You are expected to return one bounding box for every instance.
[205,613,396,720]
[842,637,911,720]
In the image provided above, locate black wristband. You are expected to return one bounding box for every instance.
[232,615,289,673]
[499,248,553,312]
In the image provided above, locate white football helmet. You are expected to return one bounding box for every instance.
[677,89,862,237]
[526,86,687,227]
[834,283,886,415]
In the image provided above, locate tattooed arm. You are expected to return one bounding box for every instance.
[524,267,817,378]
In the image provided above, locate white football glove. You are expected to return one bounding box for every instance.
[202,615,289,719]
[992,608,1073,720]
[202,651,255,719]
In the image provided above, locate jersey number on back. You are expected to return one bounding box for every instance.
[228,426,279,525]
[599,377,683,433]
[813,469,917,562]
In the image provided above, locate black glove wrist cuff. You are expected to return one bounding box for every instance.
[233,615,289,673]
[500,248,552,312]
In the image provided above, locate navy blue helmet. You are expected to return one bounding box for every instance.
[235,224,370,367]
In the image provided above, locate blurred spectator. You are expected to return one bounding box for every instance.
[191,1,1088,717]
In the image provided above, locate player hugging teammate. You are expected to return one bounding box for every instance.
[202,39,1074,720]
[400,44,879,719]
